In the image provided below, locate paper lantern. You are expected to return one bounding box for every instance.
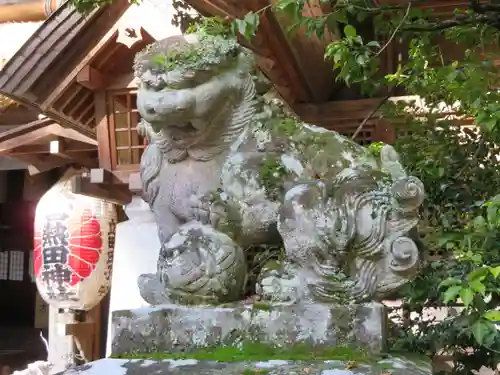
[33,169,117,311]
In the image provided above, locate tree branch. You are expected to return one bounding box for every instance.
[376,2,412,57]
[351,87,396,140]
[403,14,493,32]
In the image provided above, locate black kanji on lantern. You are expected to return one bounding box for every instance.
[41,212,72,292]
[104,219,117,282]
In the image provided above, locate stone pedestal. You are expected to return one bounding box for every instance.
[111,302,387,356]
[54,358,432,375]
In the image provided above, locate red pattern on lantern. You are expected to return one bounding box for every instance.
[68,209,103,285]
[33,208,103,287]
[33,239,42,278]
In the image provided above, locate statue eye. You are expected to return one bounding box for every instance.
[142,81,152,89]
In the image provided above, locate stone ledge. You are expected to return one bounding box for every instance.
[111,302,387,356]
[54,358,432,375]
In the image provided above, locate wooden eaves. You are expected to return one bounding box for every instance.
[185,0,338,106]
[0,0,138,204]
[0,117,99,175]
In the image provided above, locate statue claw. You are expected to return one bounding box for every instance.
[188,195,225,227]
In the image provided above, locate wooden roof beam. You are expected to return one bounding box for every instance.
[49,125,97,146]
[77,66,106,91]
[71,171,132,205]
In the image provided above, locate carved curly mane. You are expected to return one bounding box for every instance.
[309,168,421,301]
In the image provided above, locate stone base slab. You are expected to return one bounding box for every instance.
[55,358,432,375]
[111,302,387,356]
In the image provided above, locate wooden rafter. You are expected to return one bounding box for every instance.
[40,29,121,111]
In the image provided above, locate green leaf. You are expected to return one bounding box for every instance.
[443,285,462,304]
[467,267,489,282]
[356,11,368,23]
[233,19,247,38]
[439,278,460,288]
[485,118,497,131]
[344,24,357,38]
[487,205,498,225]
[471,319,495,345]
[489,265,500,278]
[356,55,367,65]
[366,41,381,48]
[241,12,260,39]
[484,310,500,322]
[460,288,474,308]
[274,0,298,17]
[244,11,259,28]
[469,279,486,296]
[473,215,486,230]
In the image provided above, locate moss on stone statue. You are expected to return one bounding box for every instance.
[149,34,241,73]
[269,117,301,138]
[241,369,270,375]
[258,155,289,201]
[367,141,385,157]
[252,301,273,312]
[113,342,375,363]
[203,189,243,239]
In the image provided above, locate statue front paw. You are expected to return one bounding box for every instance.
[187,194,226,227]
[138,273,172,305]
[155,222,248,305]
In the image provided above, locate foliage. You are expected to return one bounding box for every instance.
[385,105,500,373]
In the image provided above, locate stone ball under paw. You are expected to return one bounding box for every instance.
[158,221,247,304]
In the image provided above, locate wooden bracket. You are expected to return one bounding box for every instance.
[76,65,106,90]
[127,172,142,193]
[48,138,98,168]
[15,154,69,175]
[72,168,132,205]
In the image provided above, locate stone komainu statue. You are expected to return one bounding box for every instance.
[133,32,425,305]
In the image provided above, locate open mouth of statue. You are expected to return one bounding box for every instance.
[168,122,198,138]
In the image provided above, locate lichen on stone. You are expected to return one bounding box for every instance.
[134,33,242,76]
